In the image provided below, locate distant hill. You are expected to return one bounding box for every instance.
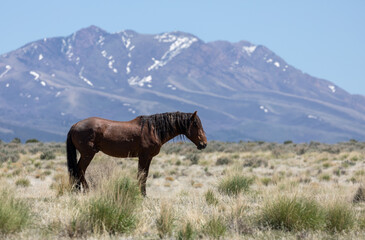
[0,25,364,143]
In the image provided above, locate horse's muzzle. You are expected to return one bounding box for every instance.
[197,142,207,150]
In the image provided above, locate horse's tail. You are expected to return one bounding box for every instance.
[66,129,79,182]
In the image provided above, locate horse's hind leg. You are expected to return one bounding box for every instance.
[77,153,95,191]
[137,155,152,197]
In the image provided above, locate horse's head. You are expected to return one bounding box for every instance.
[186,111,207,150]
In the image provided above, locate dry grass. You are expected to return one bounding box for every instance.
[0,141,364,239]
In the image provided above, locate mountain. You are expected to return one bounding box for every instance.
[0,25,364,143]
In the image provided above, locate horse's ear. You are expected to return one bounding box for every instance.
[191,111,197,120]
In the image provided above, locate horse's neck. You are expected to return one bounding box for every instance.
[160,127,184,145]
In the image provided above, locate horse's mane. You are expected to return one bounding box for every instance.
[140,112,193,142]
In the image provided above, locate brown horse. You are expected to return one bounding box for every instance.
[66,111,207,196]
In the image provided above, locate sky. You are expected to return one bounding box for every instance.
[1,0,364,95]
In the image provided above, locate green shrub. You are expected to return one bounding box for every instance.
[50,173,72,196]
[25,139,40,143]
[0,150,19,163]
[261,177,272,186]
[218,175,253,196]
[186,153,199,165]
[64,218,88,238]
[203,216,226,239]
[40,151,56,160]
[0,189,31,234]
[205,189,219,206]
[15,178,30,187]
[84,197,137,233]
[77,177,141,234]
[243,158,268,168]
[112,177,141,204]
[353,187,365,203]
[156,203,175,238]
[320,174,331,181]
[325,203,354,232]
[177,221,196,240]
[215,157,231,165]
[10,138,21,144]
[152,171,162,179]
[259,196,326,231]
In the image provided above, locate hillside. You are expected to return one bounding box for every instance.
[0,25,364,142]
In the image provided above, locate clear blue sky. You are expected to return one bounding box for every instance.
[1,0,364,95]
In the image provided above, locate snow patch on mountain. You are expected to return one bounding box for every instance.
[167,84,177,90]
[155,33,178,43]
[79,67,93,86]
[148,58,163,71]
[126,61,132,74]
[61,38,76,62]
[120,32,135,74]
[0,65,12,78]
[328,85,336,93]
[149,34,197,71]
[242,45,257,56]
[121,32,135,51]
[260,105,269,113]
[128,108,136,114]
[122,36,131,49]
[97,35,105,46]
[29,71,40,80]
[100,50,118,73]
[308,114,318,119]
[128,75,152,87]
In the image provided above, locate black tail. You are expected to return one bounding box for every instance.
[66,130,79,182]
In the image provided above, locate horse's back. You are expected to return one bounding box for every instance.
[70,117,143,157]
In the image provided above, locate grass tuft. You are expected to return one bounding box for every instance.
[205,189,219,206]
[218,174,253,196]
[15,178,30,187]
[40,151,56,160]
[50,173,73,196]
[259,196,326,231]
[0,189,32,234]
[76,176,141,234]
[325,202,354,232]
[156,203,175,238]
[177,221,196,240]
[353,187,365,203]
[203,216,226,239]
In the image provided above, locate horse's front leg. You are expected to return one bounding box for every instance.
[137,155,152,197]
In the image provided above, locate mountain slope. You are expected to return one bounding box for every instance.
[0,25,364,143]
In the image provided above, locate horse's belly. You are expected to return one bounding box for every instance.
[101,149,139,158]
[99,141,139,158]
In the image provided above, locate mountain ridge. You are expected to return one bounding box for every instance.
[0,25,364,143]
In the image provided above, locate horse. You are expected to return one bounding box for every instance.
[66,111,207,196]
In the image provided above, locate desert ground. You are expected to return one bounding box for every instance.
[1,140,365,239]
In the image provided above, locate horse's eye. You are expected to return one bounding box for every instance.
[193,121,198,126]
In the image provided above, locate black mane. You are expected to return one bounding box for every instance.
[140,112,192,142]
